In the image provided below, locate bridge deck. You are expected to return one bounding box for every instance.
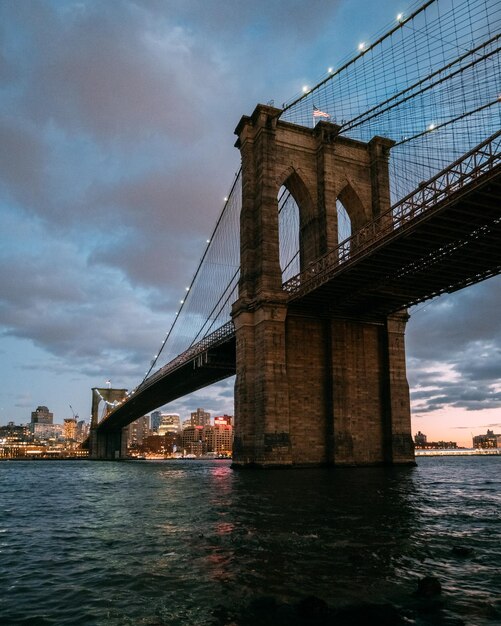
[96,334,235,432]
[288,166,501,320]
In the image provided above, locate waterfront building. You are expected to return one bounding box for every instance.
[0,423,32,458]
[0,421,88,458]
[182,425,204,456]
[203,422,233,456]
[0,422,30,439]
[139,433,181,456]
[30,405,53,425]
[473,429,501,449]
[142,434,165,454]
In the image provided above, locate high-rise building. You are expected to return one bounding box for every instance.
[182,425,204,456]
[31,406,53,425]
[63,418,77,440]
[151,411,162,433]
[158,413,181,435]
[76,420,89,442]
[191,408,210,427]
[204,422,233,455]
[126,415,150,448]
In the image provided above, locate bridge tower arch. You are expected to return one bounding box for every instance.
[232,104,414,467]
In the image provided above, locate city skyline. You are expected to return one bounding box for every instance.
[1,0,501,449]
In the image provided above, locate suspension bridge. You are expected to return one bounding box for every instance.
[87,0,501,465]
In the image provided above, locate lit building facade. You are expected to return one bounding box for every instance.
[32,423,63,440]
[158,413,181,435]
[204,422,233,455]
[126,415,150,448]
[190,408,210,427]
[182,425,204,456]
[151,411,162,433]
[63,418,77,441]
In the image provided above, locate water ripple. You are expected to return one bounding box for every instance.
[0,457,499,625]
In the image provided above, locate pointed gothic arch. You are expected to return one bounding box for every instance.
[337,182,367,233]
[278,168,321,271]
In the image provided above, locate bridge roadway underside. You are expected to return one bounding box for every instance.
[90,338,236,458]
[291,169,501,318]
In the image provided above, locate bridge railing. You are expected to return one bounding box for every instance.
[284,130,501,298]
[128,320,235,398]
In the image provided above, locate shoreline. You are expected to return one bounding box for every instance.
[415,448,500,456]
[2,450,500,461]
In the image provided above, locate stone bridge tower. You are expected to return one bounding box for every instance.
[89,387,128,459]
[231,104,414,467]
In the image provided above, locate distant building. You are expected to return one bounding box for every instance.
[126,415,150,448]
[0,422,29,436]
[204,422,233,455]
[191,408,210,427]
[32,423,63,440]
[140,432,181,456]
[63,418,77,441]
[31,405,53,425]
[182,425,204,456]
[0,420,87,458]
[158,413,181,435]
[75,420,89,442]
[142,435,164,454]
[473,429,501,449]
[413,431,457,449]
[426,441,458,449]
[151,411,162,433]
[414,431,427,446]
[214,415,233,427]
[164,432,180,455]
[0,423,32,458]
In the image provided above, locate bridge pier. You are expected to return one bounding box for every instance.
[232,305,413,467]
[232,104,414,467]
[89,427,127,460]
[88,387,128,460]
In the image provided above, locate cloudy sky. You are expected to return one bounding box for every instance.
[1,0,500,446]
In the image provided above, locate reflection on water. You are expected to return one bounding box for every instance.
[0,457,499,625]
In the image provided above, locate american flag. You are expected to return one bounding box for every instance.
[313,106,330,119]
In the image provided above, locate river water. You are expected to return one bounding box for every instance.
[0,457,499,625]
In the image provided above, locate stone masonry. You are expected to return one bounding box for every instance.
[231,104,415,467]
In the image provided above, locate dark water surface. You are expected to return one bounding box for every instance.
[0,457,499,625]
